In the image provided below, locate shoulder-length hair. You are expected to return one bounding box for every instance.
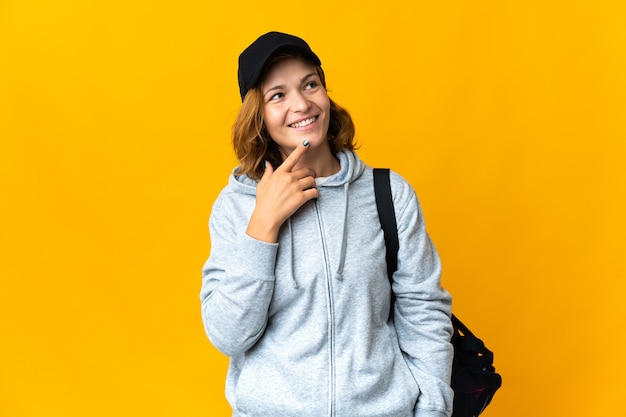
[232,54,356,181]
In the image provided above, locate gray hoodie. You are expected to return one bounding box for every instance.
[201,150,454,417]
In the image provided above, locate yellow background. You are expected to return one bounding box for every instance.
[1,0,625,416]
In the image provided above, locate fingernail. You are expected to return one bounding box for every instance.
[302,140,309,147]
[264,160,268,168]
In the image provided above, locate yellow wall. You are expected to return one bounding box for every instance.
[1,1,625,416]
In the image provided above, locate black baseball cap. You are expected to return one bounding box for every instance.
[237,31,322,101]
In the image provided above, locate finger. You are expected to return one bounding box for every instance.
[278,140,310,172]
[302,187,319,201]
[292,167,316,180]
[298,176,317,191]
[260,160,273,182]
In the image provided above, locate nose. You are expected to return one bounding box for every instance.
[289,91,310,113]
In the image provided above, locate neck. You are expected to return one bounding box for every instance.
[312,154,341,178]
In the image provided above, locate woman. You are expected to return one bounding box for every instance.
[200,31,454,417]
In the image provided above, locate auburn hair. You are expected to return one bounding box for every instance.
[232,54,357,181]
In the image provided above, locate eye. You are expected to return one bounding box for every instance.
[269,92,284,101]
[305,81,318,90]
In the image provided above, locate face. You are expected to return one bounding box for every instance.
[260,58,331,157]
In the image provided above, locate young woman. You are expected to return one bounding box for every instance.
[200,31,454,417]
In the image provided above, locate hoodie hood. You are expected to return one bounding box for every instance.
[228,150,365,288]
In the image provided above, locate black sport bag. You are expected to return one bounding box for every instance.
[373,168,502,417]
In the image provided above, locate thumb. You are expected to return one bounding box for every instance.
[261,160,273,181]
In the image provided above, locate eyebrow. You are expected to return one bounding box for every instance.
[301,72,317,82]
[263,72,318,96]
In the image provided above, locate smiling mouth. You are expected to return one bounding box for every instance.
[289,116,318,128]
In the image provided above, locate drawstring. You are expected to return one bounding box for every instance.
[287,217,298,289]
[334,182,350,281]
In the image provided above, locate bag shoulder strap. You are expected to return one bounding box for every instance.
[373,168,399,281]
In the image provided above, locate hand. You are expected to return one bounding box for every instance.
[246,141,319,243]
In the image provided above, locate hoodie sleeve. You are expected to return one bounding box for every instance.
[200,193,278,357]
[389,172,454,417]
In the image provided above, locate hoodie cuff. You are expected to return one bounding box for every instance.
[236,232,279,280]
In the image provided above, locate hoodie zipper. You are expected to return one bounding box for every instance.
[315,200,336,417]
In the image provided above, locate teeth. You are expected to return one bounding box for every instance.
[290,117,317,128]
